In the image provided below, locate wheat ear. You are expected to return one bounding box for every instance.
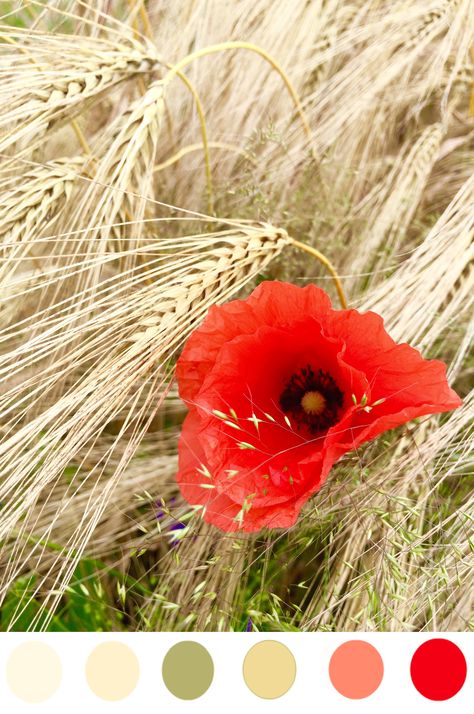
[0,31,163,156]
[0,224,290,630]
[0,157,85,284]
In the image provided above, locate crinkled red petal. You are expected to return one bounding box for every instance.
[176,409,322,532]
[175,282,462,533]
[320,309,462,449]
[191,318,369,510]
[176,281,332,403]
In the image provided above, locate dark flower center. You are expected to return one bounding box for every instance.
[279,364,344,434]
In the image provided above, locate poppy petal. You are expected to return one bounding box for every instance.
[176,408,309,532]
[175,282,462,532]
[176,282,332,402]
[192,320,367,503]
[321,309,462,448]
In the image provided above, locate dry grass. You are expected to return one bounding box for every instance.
[0,0,472,632]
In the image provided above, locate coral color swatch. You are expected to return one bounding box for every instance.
[329,640,384,699]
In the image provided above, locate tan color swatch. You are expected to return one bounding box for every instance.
[243,640,296,699]
[7,641,62,703]
[162,641,214,699]
[85,641,139,701]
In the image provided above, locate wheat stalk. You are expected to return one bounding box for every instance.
[361,171,474,351]
[347,122,446,292]
[0,157,85,286]
[300,389,473,631]
[0,28,162,156]
[0,224,290,629]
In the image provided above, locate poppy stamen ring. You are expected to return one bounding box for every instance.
[279,364,344,434]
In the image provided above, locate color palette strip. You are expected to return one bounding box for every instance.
[0,635,470,711]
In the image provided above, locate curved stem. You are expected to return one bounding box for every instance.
[163,41,319,163]
[290,238,348,309]
[168,68,214,215]
[153,140,256,172]
[71,119,91,155]
[125,2,214,212]
[137,0,154,37]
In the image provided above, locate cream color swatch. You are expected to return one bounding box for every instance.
[7,641,62,703]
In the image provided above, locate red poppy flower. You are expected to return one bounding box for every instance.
[175,282,461,532]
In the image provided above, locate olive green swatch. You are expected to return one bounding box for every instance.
[162,641,214,699]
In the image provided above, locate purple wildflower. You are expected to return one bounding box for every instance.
[168,521,186,547]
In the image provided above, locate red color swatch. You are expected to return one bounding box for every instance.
[410,639,467,700]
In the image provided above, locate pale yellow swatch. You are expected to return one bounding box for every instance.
[85,641,139,701]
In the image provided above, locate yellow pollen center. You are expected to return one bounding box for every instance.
[301,390,326,415]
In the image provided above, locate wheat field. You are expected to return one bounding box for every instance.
[0,0,473,632]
